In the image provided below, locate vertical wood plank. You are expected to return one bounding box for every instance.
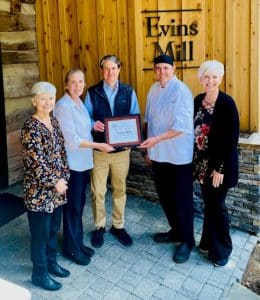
[35,0,47,81]
[116,0,130,84]
[250,0,260,131]
[77,0,99,88]
[181,0,204,94]
[142,0,158,115]
[226,0,250,130]
[40,0,63,96]
[205,0,213,60]
[58,0,80,88]
[127,0,138,90]
[96,0,118,58]
[212,0,225,62]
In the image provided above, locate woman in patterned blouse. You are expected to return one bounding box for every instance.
[193,61,239,267]
[21,82,70,291]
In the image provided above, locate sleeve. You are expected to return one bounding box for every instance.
[84,92,95,127]
[54,120,70,181]
[171,86,194,134]
[143,87,152,123]
[130,89,140,115]
[54,102,84,149]
[210,96,239,173]
[21,124,59,188]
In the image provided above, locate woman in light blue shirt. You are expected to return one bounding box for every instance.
[54,69,113,266]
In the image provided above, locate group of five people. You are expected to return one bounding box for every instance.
[21,54,239,291]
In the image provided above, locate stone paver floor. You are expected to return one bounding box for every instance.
[0,186,258,300]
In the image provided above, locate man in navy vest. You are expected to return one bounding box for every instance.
[85,55,140,248]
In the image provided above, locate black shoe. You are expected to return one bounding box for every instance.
[110,226,133,247]
[48,263,70,278]
[153,229,179,243]
[173,242,192,263]
[91,228,105,248]
[81,245,95,257]
[32,273,62,291]
[63,252,91,266]
[199,241,209,254]
[199,247,209,254]
[214,257,229,267]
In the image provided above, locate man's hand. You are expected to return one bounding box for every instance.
[94,121,104,132]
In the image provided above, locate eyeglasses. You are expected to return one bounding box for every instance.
[201,75,220,80]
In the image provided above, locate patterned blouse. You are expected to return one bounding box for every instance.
[21,116,70,213]
[193,105,214,183]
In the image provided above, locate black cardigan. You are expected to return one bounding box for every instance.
[194,91,240,188]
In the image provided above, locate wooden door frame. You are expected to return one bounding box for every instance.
[0,46,9,188]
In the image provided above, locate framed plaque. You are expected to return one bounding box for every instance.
[104,114,142,148]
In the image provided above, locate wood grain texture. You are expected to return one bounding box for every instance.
[35,0,259,131]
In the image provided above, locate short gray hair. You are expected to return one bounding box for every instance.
[31,81,56,97]
[99,55,121,69]
[198,60,224,79]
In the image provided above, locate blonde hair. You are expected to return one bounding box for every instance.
[198,60,224,79]
[31,81,56,97]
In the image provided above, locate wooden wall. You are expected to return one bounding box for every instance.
[36,0,260,132]
[0,0,39,185]
[0,0,259,185]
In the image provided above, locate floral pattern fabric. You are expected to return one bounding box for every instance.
[193,106,213,182]
[21,116,70,213]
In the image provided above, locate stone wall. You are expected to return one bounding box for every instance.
[0,0,39,185]
[127,134,260,236]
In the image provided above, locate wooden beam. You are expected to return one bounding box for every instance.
[10,0,21,14]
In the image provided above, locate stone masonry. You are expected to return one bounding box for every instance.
[127,133,260,236]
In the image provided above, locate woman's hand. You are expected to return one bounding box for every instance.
[93,121,104,132]
[139,136,160,149]
[97,143,115,153]
[55,178,68,194]
[210,170,224,188]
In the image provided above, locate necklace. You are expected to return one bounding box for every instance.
[203,97,217,108]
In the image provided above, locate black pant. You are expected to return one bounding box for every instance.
[200,181,232,260]
[152,161,194,246]
[27,206,62,275]
[63,169,90,255]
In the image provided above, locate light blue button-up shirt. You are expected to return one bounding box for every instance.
[84,80,140,125]
[54,93,93,171]
[144,76,194,165]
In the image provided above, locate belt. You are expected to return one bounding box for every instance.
[95,147,129,154]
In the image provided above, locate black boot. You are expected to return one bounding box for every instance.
[48,262,70,278]
[31,273,62,291]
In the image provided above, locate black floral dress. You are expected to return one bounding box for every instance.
[193,105,214,183]
[21,116,70,213]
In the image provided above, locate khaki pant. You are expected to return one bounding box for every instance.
[91,149,130,229]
